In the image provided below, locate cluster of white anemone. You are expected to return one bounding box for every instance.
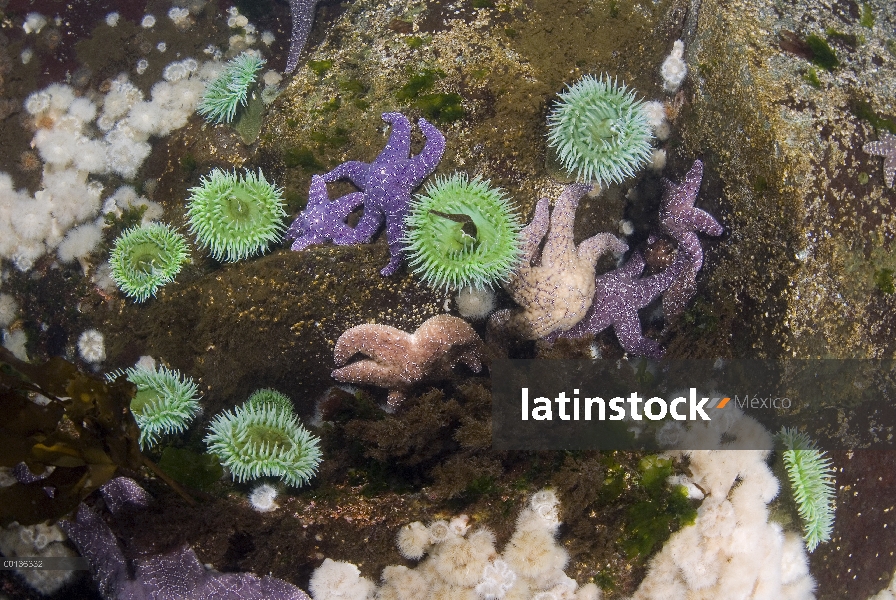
[628,405,816,600]
[308,490,601,600]
[0,0,283,277]
[0,56,219,273]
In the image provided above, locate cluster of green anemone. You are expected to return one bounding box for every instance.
[105,362,322,489]
[102,70,662,491]
[108,168,285,302]
[404,74,656,291]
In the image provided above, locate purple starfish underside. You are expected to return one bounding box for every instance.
[60,477,310,600]
[286,112,446,276]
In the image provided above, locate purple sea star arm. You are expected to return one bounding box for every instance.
[12,462,49,483]
[286,176,368,249]
[659,159,724,268]
[615,322,665,359]
[136,546,207,599]
[519,198,550,264]
[289,112,445,275]
[663,262,699,319]
[284,0,321,73]
[351,206,386,244]
[624,252,679,307]
[556,253,678,358]
[380,206,411,275]
[691,208,725,236]
[326,193,369,244]
[378,112,414,162]
[653,161,726,318]
[404,118,447,184]
[62,478,312,600]
[541,184,591,266]
[59,504,129,599]
[322,161,371,188]
[662,159,703,206]
[136,546,312,600]
[100,477,151,514]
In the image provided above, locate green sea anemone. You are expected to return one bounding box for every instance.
[205,391,322,488]
[109,223,189,302]
[245,388,294,412]
[107,363,202,450]
[547,74,653,187]
[779,427,836,552]
[403,173,522,290]
[186,168,286,262]
[198,52,266,124]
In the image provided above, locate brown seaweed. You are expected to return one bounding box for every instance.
[0,347,144,526]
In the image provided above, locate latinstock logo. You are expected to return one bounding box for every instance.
[520,388,731,422]
[491,359,895,451]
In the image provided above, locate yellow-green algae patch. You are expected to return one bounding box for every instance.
[261,0,677,222]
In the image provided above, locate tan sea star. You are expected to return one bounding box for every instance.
[495,184,627,339]
[331,314,483,409]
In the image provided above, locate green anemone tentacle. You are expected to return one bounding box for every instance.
[109,223,189,302]
[779,427,836,552]
[205,392,322,488]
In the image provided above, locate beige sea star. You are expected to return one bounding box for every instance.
[331,314,483,409]
[496,184,628,339]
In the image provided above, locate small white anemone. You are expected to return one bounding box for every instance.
[77,329,105,363]
[248,483,279,512]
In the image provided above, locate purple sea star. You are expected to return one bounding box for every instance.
[555,252,683,358]
[286,175,366,248]
[285,0,321,73]
[331,314,483,410]
[656,159,724,317]
[494,184,628,339]
[286,112,446,275]
[60,477,311,600]
[864,131,896,188]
